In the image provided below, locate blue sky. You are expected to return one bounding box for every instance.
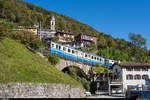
[24,0,150,50]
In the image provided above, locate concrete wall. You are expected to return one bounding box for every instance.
[0,83,85,98]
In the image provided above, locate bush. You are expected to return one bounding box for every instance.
[66,66,90,91]
[47,53,59,65]
[7,31,42,49]
[0,25,7,40]
[80,78,90,91]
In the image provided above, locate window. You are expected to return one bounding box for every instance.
[85,54,87,58]
[126,67,133,71]
[99,58,102,62]
[126,74,133,80]
[83,35,85,39]
[115,69,118,73]
[142,75,149,80]
[97,58,99,60]
[94,57,96,60]
[56,45,59,49]
[51,43,54,48]
[142,67,148,71]
[134,74,141,80]
[134,67,141,71]
[68,49,71,52]
[91,56,93,59]
[59,46,61,50]
[63,47,66,51]
[72,50,75,54]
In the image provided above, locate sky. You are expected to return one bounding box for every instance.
[23,0,150,50]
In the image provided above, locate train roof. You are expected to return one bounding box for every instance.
[48,41,105,59]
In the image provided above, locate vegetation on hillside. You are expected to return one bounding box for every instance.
[0,18,42,49]
[0,38,83,88]
[0,0,150,63]
[93,64,111,74]
[62,66,90,91]
[47,53,59,66]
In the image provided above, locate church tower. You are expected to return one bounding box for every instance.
[50,16,55,30]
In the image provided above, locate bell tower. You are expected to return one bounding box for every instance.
[50,16,55,30]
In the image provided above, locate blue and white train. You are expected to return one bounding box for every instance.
[46,41,115,67]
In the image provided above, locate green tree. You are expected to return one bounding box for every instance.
[128,32,147,49]
[93,64,105,74]
[67,66,90,91]
[97,35,107,48]
[128,33,147,62]
[47,53,59,66]
[0,24,7,40]
[98,48,128,62]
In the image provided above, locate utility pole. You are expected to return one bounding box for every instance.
[107,46,109,79]
[39,21,41,40]
[107,46,110,95]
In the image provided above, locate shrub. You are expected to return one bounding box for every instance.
[7,31,42,49]
[80,78,90,91]
[0,25,7,40]
[47,53,59,65]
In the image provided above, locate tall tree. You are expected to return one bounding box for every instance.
[128,33,147,62]
[128,32,147,49]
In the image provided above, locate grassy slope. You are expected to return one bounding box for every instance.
[0,38,82,87]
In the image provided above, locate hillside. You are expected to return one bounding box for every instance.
[0,0,150,62]
[0,38,82,87]
[0,0,98,36]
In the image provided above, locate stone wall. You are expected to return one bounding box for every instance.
[0,83,85,98]
[56,58,92,75]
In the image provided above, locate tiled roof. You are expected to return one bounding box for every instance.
[113,62,150,67]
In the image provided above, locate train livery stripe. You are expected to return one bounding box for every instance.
[47,41,113,66]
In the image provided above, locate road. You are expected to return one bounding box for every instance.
[87,94,126,98]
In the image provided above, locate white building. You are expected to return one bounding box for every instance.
[109,63,150,95]
[38,16,56,40]
[55,30,74,43]
[50,16,55,31]
[62,42,84,49]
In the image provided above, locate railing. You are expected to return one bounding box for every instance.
[110,79,122,84]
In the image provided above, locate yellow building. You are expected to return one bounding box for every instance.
[26,28,38,35]
[18,26,38,35]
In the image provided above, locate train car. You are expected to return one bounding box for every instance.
[46,41,114,67]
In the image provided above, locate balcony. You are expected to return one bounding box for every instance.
[110,79,122,85]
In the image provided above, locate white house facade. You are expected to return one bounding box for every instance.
[109,63,150,95]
